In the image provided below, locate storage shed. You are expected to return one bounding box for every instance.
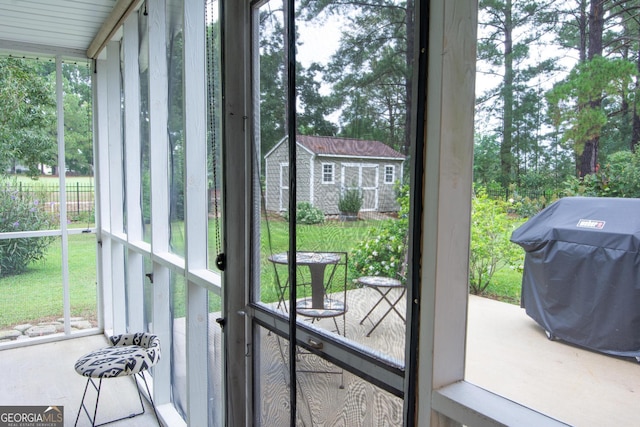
[511,197,640,358]
[264,135,405,215]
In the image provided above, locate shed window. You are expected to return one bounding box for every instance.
[322,163,334,183]
[384,165,395,184]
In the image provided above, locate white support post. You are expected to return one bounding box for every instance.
[106,41,127,335]
[95,58,113,332]
[148,0,172,406]
[91,61,105,332]
[56,56,71,335]
[184,0,210,424]
[415,0,476,425]
[123,13,145,333]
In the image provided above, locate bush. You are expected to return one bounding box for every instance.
[350,183,409,281]
[469,189,522,295]
[506,185,552,218]
[338,187,363,214]
[350,219,407,280]
[603,150,640,197]
[562,150,640,198]
[283,202,325,225]
[0,179,56,276]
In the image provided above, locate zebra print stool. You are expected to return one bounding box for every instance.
[73,333,161,426]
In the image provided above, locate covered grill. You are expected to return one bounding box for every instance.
[510,197,640,358]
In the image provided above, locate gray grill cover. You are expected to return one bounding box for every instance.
[510,197,640,357]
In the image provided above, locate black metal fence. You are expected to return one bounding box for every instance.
[16,182,95,218]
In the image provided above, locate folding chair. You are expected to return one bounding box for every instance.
[357,275,406,337]
[357,244,408,337]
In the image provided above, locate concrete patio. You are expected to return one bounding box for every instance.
[0,334,160,427]
[1,294,638,426]
[466,295,640,426]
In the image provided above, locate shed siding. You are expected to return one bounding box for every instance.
[264,137,404,215]
[265,141,288,212]
[378,163,404,212]
[265,140,314,212]
[313,159,341,213]
[312,157,403,215]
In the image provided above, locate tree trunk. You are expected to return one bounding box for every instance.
[587,0,604,60]
[632,110,640,153]
[579,0,605,176]
[580,137,599,177]
[578,0,588,62]
[632,25,640,153]
[500,0,514,187]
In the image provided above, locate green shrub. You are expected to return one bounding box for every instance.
[350,183,409,281]
[0,179,56,276]
[562,150,640,198]
[604,150,640,197]
[469,188,522,295]
[283,202,325,225]
[350,219,407,281]
[507,190,552,218]
[338,187,363,214]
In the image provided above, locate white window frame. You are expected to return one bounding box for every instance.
[321,162,335,184]
[384,164,395,184]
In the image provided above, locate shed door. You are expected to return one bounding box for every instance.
[342,163,378,211]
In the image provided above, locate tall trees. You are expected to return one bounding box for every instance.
[608,0,640,153]
[256,0,640,187]
[257,0,413,156]
[0,58,94,178]
[579,0,606,176]
[549,0,639,176]
[299,0,413,154]
[256,5,337,158]
[0,58,56,178]
[547,57,636,175]
[258,6,287,156]
[61,63,93,175]
[476,0,558,187]
[475,0,640,189]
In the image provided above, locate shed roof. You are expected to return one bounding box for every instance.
[295,135,405,159]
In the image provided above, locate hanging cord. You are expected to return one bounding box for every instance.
[206,0,224,271]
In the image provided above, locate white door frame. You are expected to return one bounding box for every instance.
[341,162,379,211]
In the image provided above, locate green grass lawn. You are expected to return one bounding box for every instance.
[0,232,97,329]
[256,218,373,304]
[481,267,522,305]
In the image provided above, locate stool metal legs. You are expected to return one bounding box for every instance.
[360,286,406,337]
[74,371,160,427]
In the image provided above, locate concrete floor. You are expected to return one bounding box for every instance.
[0,334,160,427]
[466,295,640,426]
[2,296,640,426]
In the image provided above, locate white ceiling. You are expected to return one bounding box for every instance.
[0,0,118,60]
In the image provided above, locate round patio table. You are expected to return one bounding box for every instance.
[268,252,341,311]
